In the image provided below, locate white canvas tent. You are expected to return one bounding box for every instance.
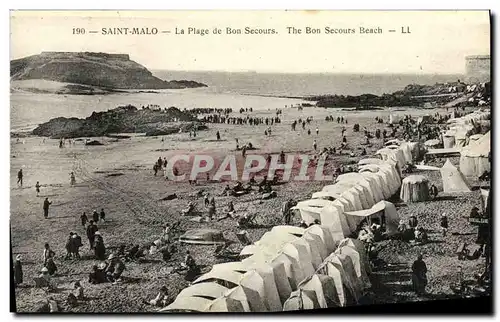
[460,131,490,177]
[440,159,471,193]
[298,274,341,309]
[161,296,213,312]
[205,296,246,312]
[400,175,430,203]
[177,282,229,300]
[344,200,399,236]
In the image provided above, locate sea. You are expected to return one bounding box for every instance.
[10,71,462,132]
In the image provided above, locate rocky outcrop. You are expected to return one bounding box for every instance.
[309,81,491,108]
[11,52,207,90]
[32,105,207,138]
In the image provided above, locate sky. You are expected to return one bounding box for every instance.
[10,10,490,74]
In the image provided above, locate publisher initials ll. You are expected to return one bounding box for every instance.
[402,26,411,34]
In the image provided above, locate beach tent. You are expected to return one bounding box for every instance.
[319,205,350,237]
[240,229,301,261]
[282,241,316,282]
[298,274,341,309]
[316,256,353,306]
[224,286,252,312]
[459,131,490,177]
[295,236,325,269]
[358,158,385,166]
[361,171,392,200]
[212,262,248,274]
[400,175,430,203]
[440,159,471,193]
[442,133,456,149]
[271,225,305,237]
[331,252,362,302]
[344,200,399,236]
[193,267,244,288]
[269,254,295,301]
[292,199,336,224]
[177,282,229,300]
[283,289,320,311]
[359,164,381,173]
[271,251,306,291]
[239,271,270,312]
[399,142,414,163]
[160,296,213,312]
[304,225,338,254]
[303,229,330,260]
[205,296,246,312]
[340,188,364,211]
[335,241,371,290]
[481,188,490,212]
[389,114,399,124]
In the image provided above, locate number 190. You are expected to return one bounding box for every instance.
[73,28,86,35]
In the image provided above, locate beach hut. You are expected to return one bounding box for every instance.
[400,175,430,203]
[442,133,456,149]
[440,159,471,193]
[358,158,384,166]
[205,296,246,312]
[459,131,490,177]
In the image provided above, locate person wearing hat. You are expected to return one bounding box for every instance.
[65,232,75,259]
[92,210,99,223]
[86,220,98,250]
[440,213,449,237]
[72,233,83,259]
[106,253,125,283]
[14,254,23,286]
[94,231,106,261]
[411,254,428,295]
[35,181,41,197]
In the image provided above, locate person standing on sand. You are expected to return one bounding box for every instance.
[70,172,76,186]
[43,198,52,219]
[14,255,23,287]
[316,127,319,135]
[35,181,41,197]
[92,210,99,223]
[216,131,221,141]
[100,208,106,222]
[307,129,311,135]
[17,169,23,187]
[80,212,88,227]
[313,140,317,152]
[411,254,428,295]
[440,213,448,237]
[86,220,98,250]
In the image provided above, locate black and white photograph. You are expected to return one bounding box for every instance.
[9,10,492,313]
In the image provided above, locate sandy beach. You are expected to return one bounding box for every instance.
[11,104,486,312]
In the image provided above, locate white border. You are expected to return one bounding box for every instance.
[2,1,498,321]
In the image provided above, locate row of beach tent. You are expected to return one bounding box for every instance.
[443,110,490,149]
[161,140,415,312]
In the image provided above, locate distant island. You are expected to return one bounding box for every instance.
[32,105,207,139]
[10,52,207,94]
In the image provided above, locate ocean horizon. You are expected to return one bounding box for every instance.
[153,70,464,97]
